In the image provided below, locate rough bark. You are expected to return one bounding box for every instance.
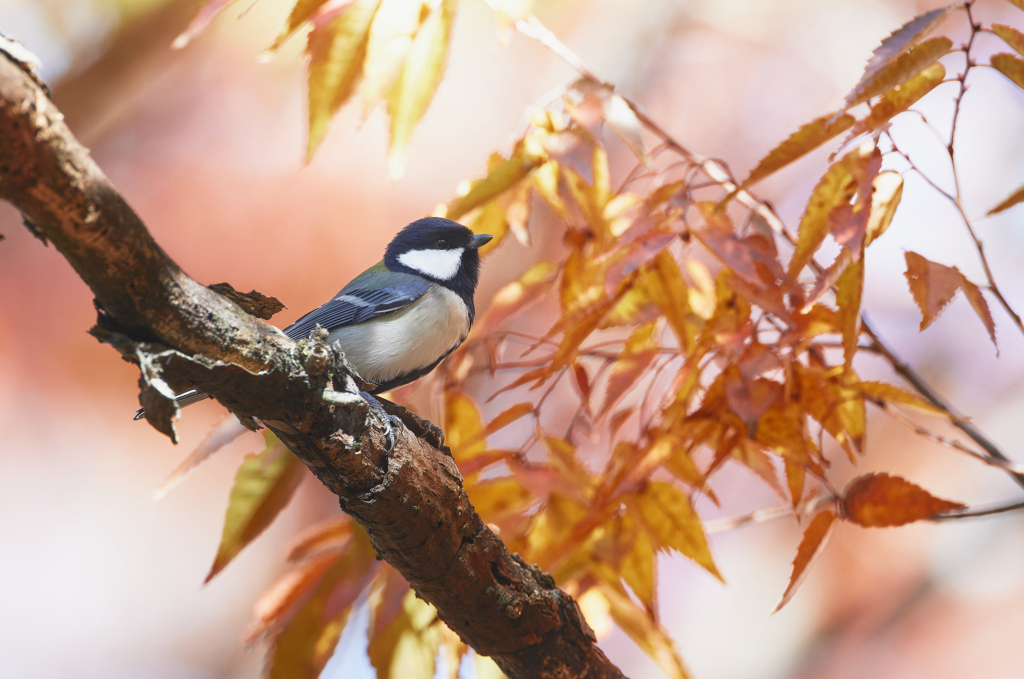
[0,51,626,678]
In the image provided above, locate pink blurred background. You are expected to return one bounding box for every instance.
[3,0,1024,677]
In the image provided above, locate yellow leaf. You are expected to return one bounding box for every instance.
[445,390,487,461]
[865,171,903,246]
[620,514,656,609]
[206,433,306,582]
[444,152,544,221]
[855,380,949,417]
[598,321,661,417]
[474,260,557,332]
[530,160,570,220]
[465,477,535,522]
[629,481,722,581]
[994,24,1024,57]
[992,52,1024,91]
[756,402,814,466]
[267,0,334,53]
[774,510,836,613]
[640,251,697,353]
[788,145,864,277]
[846,33,954,109]
[785,460,805,508]
[853,63,945,136]
[836,258,864,369]
[543,436,592,486]
[600,582,691,679]
[385,0,457,179]
[987,182,1024,215]
[306,0,382,159]
[741,112,855,188]
[468,200,509,255]
[524,493,588,568]
[267,528,377,679]
[476,655,508,679]
[360,0,425,115]
[369,590,440,679]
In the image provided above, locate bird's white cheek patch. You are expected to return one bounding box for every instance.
[398,248,464,280]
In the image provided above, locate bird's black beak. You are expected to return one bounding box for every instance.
[470,233,493,249]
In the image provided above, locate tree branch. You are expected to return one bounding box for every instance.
[0,52,624,679]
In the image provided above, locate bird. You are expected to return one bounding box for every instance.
[137,217,492,449]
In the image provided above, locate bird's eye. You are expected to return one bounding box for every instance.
[435,239,449,248]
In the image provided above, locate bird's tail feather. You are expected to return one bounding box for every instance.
[133,389,211,421]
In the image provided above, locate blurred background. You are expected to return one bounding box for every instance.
[3,0,1024,677]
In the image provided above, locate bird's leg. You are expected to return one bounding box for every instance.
[360,391,403,454]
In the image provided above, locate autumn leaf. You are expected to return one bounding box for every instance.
[601,90,651,166]
[992,52,1024,91]
[986,182,1024,215]
[740,112,854,188]
[206,433,307,582]
[785,461,805,508]
[360,0,425,115]
[865,171,904,246]
[443,151,545,221]
[369,590,441,679]
[835,258,864,369]
[903,252,996,347]
[845,4,956,109]
[474,260,557,333]
[286,517,353,562]
[465,477,536,523]
[599,583,691,679]
[993,24,1024,58]
[597,321,661,418]
[855,381,949,417]
[267,0,336,53]
[306,0,382,159]
[852,63,945,137]
[774,510,837,612]
[246,551,339,644]
[842,473,965,526]
[267,528,378,679]
[154,415,249,500]
[445,390,488,461]
[386,0,458,179]
[468,200,510,255]
[629,481,722,581]
[619,515,656,609]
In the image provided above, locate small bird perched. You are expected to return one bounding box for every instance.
[138,217,492,448]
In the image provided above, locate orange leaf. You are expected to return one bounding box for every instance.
[267,528,378,679]
[741,112,855,188]
[842,473,965,527]
[785,460,805,508]
[245,551,339,644]
[774,510,837,612]
[992,52,1024,91]
[206,433,306,583]
[474,260,557,333]
[482,402,535,438]
[443,152,544,221]
[845,34,954,109]
[959,276,997,350]
[987,182,1024,216]
[445,390,487,461]
[154,415,249,500]
[851,63,945,137]
[267,0,337,53]
[598,321,661,418]
[286,517,353,562]
[903,251,960,330]
[599,583,691,679]
[855,381,949,417]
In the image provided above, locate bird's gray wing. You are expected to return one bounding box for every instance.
[284,272,429,341]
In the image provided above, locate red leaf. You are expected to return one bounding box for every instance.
[842,473,965,527]
[774,510,837,612]
[903,251,961,330]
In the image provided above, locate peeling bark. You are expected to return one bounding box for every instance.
[0,53,626,679]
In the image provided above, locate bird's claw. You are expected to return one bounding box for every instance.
[360,390,400,454]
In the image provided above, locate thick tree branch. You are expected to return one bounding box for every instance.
[0,53,624,679]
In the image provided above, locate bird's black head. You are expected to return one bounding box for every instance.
[384,217,492,302]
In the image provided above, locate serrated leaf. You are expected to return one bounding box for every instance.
[629,481,721,581]
[154,416,249,500]
[360,0,424,116]
[306,0,382,159]
[620,518,656,609]
[774,510,837,613]
[846,6,956,107]
[845,37,953,110]
[741,113,855,188]
[993,24,1024,58]
[836,258,864,369]
[853,63,945,137]
[444,153,544,220]
[246,551,339,644]
[842,473,965,526]
[597,321,660,418]
[987,182,1024,215]
[369,590,440,679]
[600,583,690,679]
[959,275,997,349]
[267,0,336,54]
[206,433,306,582]
[385,0,457,179]
[992,52,1024,91]
[855,381,949,417]
[903,251,962,330]
[267,528,378,679]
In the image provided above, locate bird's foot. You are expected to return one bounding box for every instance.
[360,390,399,454]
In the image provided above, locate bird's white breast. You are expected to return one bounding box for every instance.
[327,284,470,386]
